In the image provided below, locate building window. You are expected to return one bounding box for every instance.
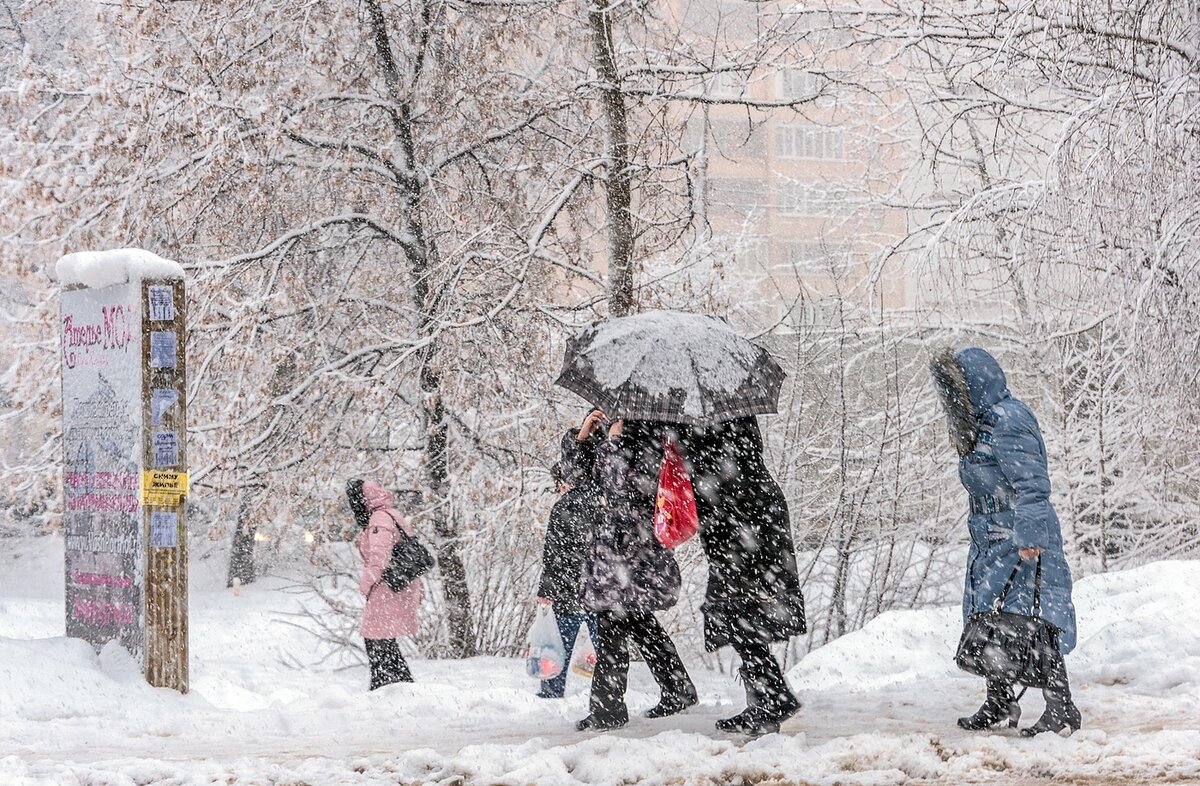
[680,0,765,38]
[778,239,850,276]
[709,177,766,216]
[732,236,769,270]
[775,124,845,160]
[777,180,848,217]
[776,297,842,331]
[708,118,766,157]
[708,69,749,99]
[777,67,820,100]
[796,298,843,327]
[784,11,856,48]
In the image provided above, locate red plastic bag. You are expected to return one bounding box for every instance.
[653,436,699,549]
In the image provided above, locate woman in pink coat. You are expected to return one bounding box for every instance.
[347,479,425,689]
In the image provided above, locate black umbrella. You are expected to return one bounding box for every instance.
[555,310,786,425]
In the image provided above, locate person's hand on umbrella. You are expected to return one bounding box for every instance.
[607,419,624,439]
[577,409,607,441]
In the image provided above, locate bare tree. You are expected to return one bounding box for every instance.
[2,0,591,656]
[851,0,1200,567]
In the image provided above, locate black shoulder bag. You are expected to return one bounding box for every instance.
[379,512,435,592]
[955,556,1060,688]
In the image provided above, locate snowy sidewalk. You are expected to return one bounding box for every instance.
[2,538,1199,785]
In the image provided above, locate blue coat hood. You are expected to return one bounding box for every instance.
[955,347,1010,415]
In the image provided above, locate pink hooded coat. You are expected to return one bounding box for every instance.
[357,481,424,639]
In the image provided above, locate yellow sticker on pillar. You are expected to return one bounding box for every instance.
[142,471,189,507]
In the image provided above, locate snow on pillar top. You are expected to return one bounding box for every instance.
[56,249,184,289]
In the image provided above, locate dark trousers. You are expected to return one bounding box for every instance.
[540,612,599,698]
[590,609,693,722]
[365,637,413,690]
[730,632,797,714]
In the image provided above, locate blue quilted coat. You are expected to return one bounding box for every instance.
[952,348,1077,654]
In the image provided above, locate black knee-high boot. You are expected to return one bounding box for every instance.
[754,655,800,719]
[958,679,1022,730]
[717,640,799,736]
[1021,652,1081,737]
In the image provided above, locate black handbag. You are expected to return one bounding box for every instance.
[380,512,435,592]
[955,556,1060,688]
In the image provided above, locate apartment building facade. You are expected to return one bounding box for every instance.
[672,0,913,330]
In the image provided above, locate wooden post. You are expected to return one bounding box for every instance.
[140,278,189,692]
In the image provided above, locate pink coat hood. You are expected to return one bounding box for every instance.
[362,480,395,513]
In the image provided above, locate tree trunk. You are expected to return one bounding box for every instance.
[587,0,635,317]
[226,484,260,588]
[1097,322,1109,571]
[419,373,476,655]
[363,0,477,657]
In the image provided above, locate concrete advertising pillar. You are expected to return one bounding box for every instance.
[58,249,189,692]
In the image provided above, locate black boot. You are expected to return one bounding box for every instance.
[644,684,698,719]
[581,611,630,732]
[575,712,628,731]
[716,661,800,737]
[958,680,1021,731]
[1020,696,1081,737]
[627,611,696,719]
[1021,658,1080,737]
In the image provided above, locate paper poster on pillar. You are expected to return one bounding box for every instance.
[61,282,145,663]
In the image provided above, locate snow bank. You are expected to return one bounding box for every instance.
[789,605,964,692]
[789,560,1200,704]
[56,248,184,288]
[2,534,1198,785]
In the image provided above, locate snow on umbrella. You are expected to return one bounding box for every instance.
[555,310,786,425]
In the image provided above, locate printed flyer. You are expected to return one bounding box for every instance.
[61,283,144,662]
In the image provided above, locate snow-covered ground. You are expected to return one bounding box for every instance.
[2,536,1199,786]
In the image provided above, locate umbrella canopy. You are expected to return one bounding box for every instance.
[555,310,786,425]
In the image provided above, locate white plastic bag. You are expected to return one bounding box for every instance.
[570,626,596,680]
[524,605,565,680]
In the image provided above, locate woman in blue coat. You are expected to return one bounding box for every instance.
[930,347,1081,737]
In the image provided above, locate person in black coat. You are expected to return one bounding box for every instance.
[685,416,805,735]
[534,457,600,699]
[565,410,697,731]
